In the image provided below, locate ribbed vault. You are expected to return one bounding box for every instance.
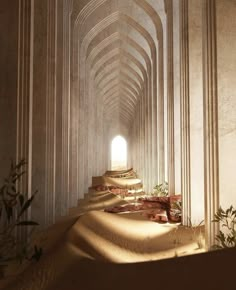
[70,0,167,194]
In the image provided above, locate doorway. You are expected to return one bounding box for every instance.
[111,135,127,170]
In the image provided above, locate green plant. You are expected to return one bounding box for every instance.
[0,159,42,269]
[169,200,182,222]
[172,200,182,211]
[212,206,236,249]
[153,182,168,197]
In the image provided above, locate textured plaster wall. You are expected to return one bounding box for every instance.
[217,0,236,209]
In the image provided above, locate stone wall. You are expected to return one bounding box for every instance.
[216,0,236,209]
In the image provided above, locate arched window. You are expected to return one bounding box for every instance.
[111,135,127,170]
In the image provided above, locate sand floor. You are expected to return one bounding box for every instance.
[1,175,205,290]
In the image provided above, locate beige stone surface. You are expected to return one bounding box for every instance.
[217,0,236,209]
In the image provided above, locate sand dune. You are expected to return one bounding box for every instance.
[69,191,127,215]
[92,176,142,188]
[67,210,204,262]
[1,171,205,290]
[2,210,204,290]
[104,168,134,176]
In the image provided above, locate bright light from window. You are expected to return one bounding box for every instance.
[111,135,127,170]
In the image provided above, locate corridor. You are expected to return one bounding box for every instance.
[0,0,236,288]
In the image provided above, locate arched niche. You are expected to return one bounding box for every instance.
[111,135,128,170]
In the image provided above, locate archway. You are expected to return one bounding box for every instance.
[111,135,127,170]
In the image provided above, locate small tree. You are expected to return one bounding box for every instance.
[0,159,42,269]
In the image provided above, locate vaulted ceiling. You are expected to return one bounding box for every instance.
[72,0,166,134]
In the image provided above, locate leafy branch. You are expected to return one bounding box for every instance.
[153,182,168,197]
[212,206,236,249]
[0,159,42,267]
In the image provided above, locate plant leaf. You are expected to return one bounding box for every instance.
[18,194,24,207]
[3,200,13,221]
[12,171,26,183]
[18,190,38,218]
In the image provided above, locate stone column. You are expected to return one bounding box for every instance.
[173,0,181,194]
[16,0,34,202]
[61,0,73,212]
[44,0,58,225]
[0,0,18,177]
[31,0,59,227]
[55,0,63,219]
[140,92,145,180]
[188,0,204,225]
[152,57,158,188]
[157,44,165,184]
[165,0,175,195]
[149,51,158,192]
[147,62,153,192]
[138,100,142,175]
[202,0,219,249]
[70,0,80,207]
[31,0,48,227]
[180,0,191,225]
[15,0,34,240]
